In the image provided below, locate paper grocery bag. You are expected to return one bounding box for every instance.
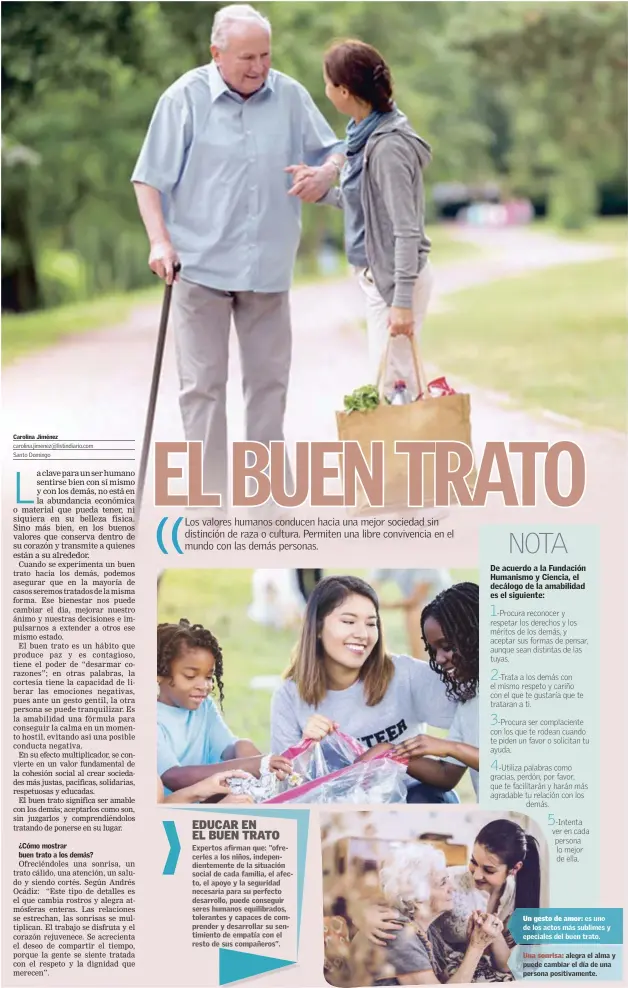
[336,338,474,514]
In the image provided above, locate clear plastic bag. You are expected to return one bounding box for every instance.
[263,731,409,805]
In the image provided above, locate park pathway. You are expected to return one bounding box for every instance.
[4,225,624,536]
[4,225,621,447]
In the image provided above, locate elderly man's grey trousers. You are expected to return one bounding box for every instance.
[173,279,292,505]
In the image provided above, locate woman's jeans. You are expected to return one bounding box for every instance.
[357,261,435,396]
[406,781,460,804]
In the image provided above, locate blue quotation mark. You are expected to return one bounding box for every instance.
[156,516,183,554]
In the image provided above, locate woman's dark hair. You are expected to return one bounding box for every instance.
[284,575,394,707]
[475,820,541,910]
[324,40,394,114]
[157,619,225,708]
[420,582,479,702]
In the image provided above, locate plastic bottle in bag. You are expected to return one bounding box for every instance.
[389,380,412,405]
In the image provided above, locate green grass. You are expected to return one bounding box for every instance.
[425,257,626,431]
[2,285,161,365]
[2,218,621,367]
[157,566,477,804]
[429,223,481,264]
[545,215,628,248]
[0,224,478,366]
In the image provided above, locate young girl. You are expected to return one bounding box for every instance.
[270,575,457,804]
[396,583,480,799]
[157,619,291,795]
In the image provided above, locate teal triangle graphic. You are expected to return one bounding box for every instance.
[219,949,294,985]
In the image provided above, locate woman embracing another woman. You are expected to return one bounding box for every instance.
[437,819,542,970]
[362,820,542,982]
[356,843,508,985]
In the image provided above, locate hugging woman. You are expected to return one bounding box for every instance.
[366,843,510,985]
[361,820,541,982]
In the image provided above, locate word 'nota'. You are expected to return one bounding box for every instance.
[154,441,586,508]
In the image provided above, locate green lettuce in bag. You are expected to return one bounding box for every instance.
[343,384,380,413]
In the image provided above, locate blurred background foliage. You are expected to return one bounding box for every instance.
[2,0,626,312]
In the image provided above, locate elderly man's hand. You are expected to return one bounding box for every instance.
[149,239,180,285]
[286,161,338,203]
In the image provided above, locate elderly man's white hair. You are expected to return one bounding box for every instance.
[211,4,271,49]
[379,843,446,918]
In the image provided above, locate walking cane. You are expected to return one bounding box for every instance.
[135,263,180,522]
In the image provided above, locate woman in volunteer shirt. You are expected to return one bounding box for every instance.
[395,582,480,800]
[270,575,458,803]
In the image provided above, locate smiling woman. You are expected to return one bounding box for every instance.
[395,583,480,799]
[270,575,462,803]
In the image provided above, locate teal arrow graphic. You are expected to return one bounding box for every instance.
[162,820,181,875]
[219,949,294,985]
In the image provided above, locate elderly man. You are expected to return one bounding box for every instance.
[132,4,344,505]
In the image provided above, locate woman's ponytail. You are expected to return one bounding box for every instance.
[514,834,541,910]
[476,820,542,910]
[324,41,394,114]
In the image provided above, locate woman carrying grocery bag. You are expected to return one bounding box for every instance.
[292,39,433,397]
[291,40,472,513]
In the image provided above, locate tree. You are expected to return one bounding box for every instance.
[451,1,628,226]
[2,2,626,312]
[1,1,146,309]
